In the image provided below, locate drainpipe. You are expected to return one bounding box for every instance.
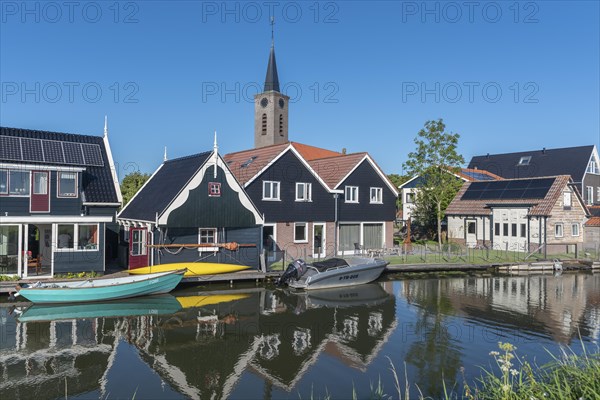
[333,193,339,256]
[543,216,547,259]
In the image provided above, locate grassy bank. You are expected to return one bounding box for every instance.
[304,342,600,400]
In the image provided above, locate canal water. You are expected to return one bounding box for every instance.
[1,272,599,399]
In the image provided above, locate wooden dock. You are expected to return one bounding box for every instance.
[181,270,281,285]
[385,263,500,273]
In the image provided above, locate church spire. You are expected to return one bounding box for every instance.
[264,17,280,92]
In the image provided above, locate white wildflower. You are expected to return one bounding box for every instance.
[502,384,510,392]
[511,369,519,376]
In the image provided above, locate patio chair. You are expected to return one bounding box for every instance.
[28,254,42,275]
[354,243,362,255]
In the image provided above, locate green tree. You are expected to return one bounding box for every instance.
[402,119,464,249]
[120,171,151,207]
[388,173,411,209]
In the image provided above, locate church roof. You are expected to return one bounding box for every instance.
[264,45,280,92]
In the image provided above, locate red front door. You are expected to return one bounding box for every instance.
[129,228,149,269]
[30,171,50,212]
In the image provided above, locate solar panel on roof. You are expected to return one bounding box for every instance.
[81,143,104,166]
[461,178,555,201]
[42,140,64,164]
[0,136,22,161]
[21,138,44,162]
[63,142,85,165]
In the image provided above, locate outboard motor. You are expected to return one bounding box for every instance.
[276,259,308,286]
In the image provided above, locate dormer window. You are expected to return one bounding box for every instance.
[518,156,531,166]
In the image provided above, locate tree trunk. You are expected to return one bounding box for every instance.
[437,200,442,251]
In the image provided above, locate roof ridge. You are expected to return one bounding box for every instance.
[310,152,366,162]
[472,145,594,158]
[0,126,102,140]
[224,142,290,156]
[165,151,212,163]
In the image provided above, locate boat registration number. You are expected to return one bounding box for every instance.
[339,274,358,281]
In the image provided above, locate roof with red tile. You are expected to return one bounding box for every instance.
[308,152,368,189]
[446,175,572,216]
[291,142,342,160]
[223,142,290,185]
[585,216,600,227]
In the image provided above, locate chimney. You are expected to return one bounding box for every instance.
[542,147,546,154]
[486,153,489,158]
[342,148,347,155]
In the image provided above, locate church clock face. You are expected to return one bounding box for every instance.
[260,98,269,108]
[278,98,285,109]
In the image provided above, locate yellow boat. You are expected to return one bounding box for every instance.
[129,262,251,277]
[175,293,250,309]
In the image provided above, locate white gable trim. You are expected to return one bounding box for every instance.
[158,153,263,225]
[333,155,399,196]
[103,134,123,204]
[243,145,333,192]
[117,163,165,219]
[397,174,420,189]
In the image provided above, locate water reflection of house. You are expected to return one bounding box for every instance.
[442,274,600,344]
[0,309,112,399]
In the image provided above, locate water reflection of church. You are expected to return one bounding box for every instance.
[0,283,397,400]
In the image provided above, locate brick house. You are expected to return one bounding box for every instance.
[446,175,589,254]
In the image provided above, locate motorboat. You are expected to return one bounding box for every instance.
[276,257,388,290]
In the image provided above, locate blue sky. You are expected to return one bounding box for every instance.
[1,1,599,179]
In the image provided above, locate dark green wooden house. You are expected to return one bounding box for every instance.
[117,140,264,270]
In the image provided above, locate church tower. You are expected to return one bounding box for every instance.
[254,31,289,148]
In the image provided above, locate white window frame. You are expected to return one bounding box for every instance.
[8,170,30,197]
[563,191,572,208]
[295,182,312,202]
[518,156,531,165]
[57,171,78,198]
[586,186,593,205]
[198,228,218,252]
[33,171,49,195]
[130,228,147,256]
[554,223,563,238]
[0,169,8,195]
[370,187,383,204]
[294,222,308,243]
[571,223,580,237]
[345,186,359,203]
[56,223,100,252]
[587,160,599,174]
[262,180,280,201]
[405,191,415,204]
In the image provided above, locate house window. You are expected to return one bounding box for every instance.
[467,221,476,234]
[263,181,280,200]
[586,186,594,205]
[511,223,517,237]
[131,229,146,256]
[494,223,500,236]
[208,182,221,197]
[587,160,599,174]
[597,187,600,202]
[9,170,30,196]
[345,186,359,203]
[294,222,308,243]
[572,223,580,237]
[370,187,383,204]
[405,192,415,203]
[555,223,563,238]
[296,182,312,202]
[33,172,48,195]
[520,224,526,238]
[78,224,98,250]
[518,156,531,166]
[563,191,572,209]
[503,223,509,236]
[0,170,7,194]
[199,228,217,244]
[58,172,78,198]
[57,225,75,249]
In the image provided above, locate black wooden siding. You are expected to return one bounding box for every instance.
[166,165,260,228]
[0,170,84,216]
[338,161,397,222]
[152,226,261,269]
[245,151,334,222]
[53,223,105,273]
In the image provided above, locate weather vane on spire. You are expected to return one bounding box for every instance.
[271,15,275,46]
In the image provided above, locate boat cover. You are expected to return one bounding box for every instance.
[311,258,349,272]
